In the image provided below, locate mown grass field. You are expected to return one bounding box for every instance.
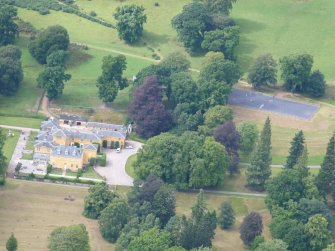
[0,180,268,251]
[3,130,20,161]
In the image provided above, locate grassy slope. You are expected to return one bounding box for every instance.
[0,180,268,251]
[3,130,20,161]
[232,0,335,80]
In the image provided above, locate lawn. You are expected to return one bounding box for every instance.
[24,132,38,151]
[125,154,137,179]
[2,130,20,161]
[82,166,102,179]
[0,179,269,251]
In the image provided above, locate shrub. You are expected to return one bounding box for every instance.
[90,11,96,17]
[99,153,106,167]
[47,164,52,174]
[15,162,22,173]
[77,169,83,178]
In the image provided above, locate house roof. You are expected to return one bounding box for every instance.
[95,130,126,139]
[69,130,101,141]
[60,114,88,122]
[33,152,50,161]
[82,144,98,151]
[41,118,60,130]
[86,122,127,132]
[51,145,83,159]
[34,140,57,149]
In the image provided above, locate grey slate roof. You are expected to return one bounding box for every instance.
[33,152,50,161]
[82,144,98,151]
[86,122,127,132]
[51,146,83,159]
[95,130,126,139]
[68,130,101,141]
[34,140,57,149]
[41,118,60,131]
[60,114,88,122]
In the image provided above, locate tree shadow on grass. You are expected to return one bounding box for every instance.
[236,37,259,75]
[235,18,267,34]
[141,30,170,48]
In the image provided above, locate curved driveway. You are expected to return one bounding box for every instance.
[94,141,143,186]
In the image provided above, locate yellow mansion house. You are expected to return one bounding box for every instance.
[33,115,130,172]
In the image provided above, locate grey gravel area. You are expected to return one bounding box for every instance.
[228,89,320,120]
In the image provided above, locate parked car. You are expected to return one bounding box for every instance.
[125,145,134,149]
[116,148,121,153]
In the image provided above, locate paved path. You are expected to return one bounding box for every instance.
[95,141,143,186]
[240,162,321,168]
[228,89,320,120]
[0,125,39,132]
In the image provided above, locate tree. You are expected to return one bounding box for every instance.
[286,130,305,169]
[97,55,128,103]
[6,233,17,251]
[297,198,332,226]
[246,117,272,191]
[248,53,277,89]
[114,5,147,44]
[237,122,259,154]
[203,105,233,130]
[128,76,173,138]
[280,54,313,93]
[28,25,69,64]
[323,244,335,251]
[0,45,23,96]
[255,239,288,251]
[153,184,176,226]
[128,228,172,251]
[240,212,263,246]
[172,2,210,53]
[99,198,129,243]
[199,0,237,15]
[0,129,7,185]
[0,5,18,46]
[49,224,90,251]
[305,70,326,97]
[83,183,117,219]
[304,214,332,251]
[251,235,265,250]
[160,52,191,73]
[46,50,69,67]
[214,120,240,174]
[201,26,240,59]
[37,65,71,100]
[218,201,235,229]
[316,134,335,199]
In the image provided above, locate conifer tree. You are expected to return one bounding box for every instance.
[316,134,335,199]
[6,233,18,251]
[218,201,235,229]
[246,117,271,191]
[295,144,309,177]
[286,130,305,169]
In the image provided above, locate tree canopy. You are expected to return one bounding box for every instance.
[6,233,18,251]
[114,5,147,44]
[0,5,18,46]
[240,212,263,246]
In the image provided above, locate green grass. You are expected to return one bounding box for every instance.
[50,169,63,175]
[0,179,268,251]
[82,166,101,179]
[25,131,38,151]
[232,0,335,80]
[271,167,319,177]
[21,153,33,160]
[65,170,77,177]
[3,130,20,161]
[0,116,43,129]
[125,154,137,179]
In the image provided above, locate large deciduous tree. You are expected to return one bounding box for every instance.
[37,65,71,100]
[240,212,263,246]
[255,239,288,251]
[237,122,259,154]
[83,183,117,219]
[248,53,277,89]
[49,224,90,251]
[153,185,176,226]
[114,5,147,44]
[0,45,23,96]
[0,5,18,46]
[28,25,69,64]
[246,117,271,191]
[172,2,210,53]
[305,70,326,98]
[128,76,173,138]
[97,54,128,103]
[99,199,129,243]
[280,54,313,93]
[286,130,305,169]
[199,0,237,15]
[214,120,240,174]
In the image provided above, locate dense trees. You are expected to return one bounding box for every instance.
[153,185,176,225]
[99,199,129,243]
[248,53,277,89]
[0,45,23,96]
[246,117,271,191]
[0,129,7,185]
[128,76,173,138]
[97,55,128,103]
[128,228,172,251]
[218,201,235,229]
[214,120,240,174]
[49,224,90,251]
[285,130,305,169]
[83,183,117,219]
[255,239,288,251]
[114,5,147,44]
[237,122,258,154]
[29,25,70,64]
[0,5,18,46]
[6,233,18,251]
[240,212,263,246]
[134,132,228,188]
[316,134,335,199]
[305,70,326,97]
[172,0,239,56]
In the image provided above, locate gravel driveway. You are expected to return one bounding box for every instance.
[95,140,143,186]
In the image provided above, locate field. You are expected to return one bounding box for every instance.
[0,180,269,251]
[3,130,20,161]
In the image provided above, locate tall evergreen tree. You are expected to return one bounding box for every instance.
[295,144,309,177]
[218,201,235,229]
[0,128,7,185]
[246,117,271,191]
[316,134,335,199]
[6,233,18,251]
[286,130,305,169]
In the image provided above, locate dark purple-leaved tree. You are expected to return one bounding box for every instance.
[214,120,240,175]
[128,76,173,138]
